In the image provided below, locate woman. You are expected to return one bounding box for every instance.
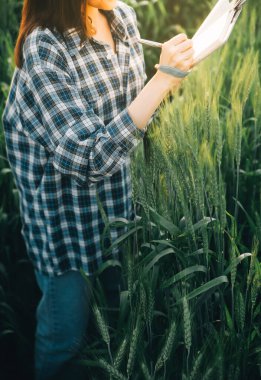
[2,0,195,378]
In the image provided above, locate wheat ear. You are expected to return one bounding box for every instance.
[155,320,176,373]
[99,358,127,380]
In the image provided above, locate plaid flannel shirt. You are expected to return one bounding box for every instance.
[2,1,150,276]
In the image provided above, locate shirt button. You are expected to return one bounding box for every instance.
[106,53,112,60]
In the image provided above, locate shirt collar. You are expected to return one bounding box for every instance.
[64,6,129,55]
[100,8,129,42]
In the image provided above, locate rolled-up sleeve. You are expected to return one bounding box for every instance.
[23,33,145,187]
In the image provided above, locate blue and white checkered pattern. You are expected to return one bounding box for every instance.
[2,1,149,276]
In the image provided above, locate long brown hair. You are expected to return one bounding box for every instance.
[15,0,96,68]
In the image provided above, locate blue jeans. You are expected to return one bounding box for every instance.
[34,266,122,380]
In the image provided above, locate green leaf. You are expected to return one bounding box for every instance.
[118,290,129,330]
[79,268,94,297]
[176,276,228,304]
[1,168,11,176]
[151,239,176,248]
[224,303,234,331]
[137,202,180,236]
[92,259,122,277]
[232,199,256,232]
[187,248,216,256]
[107,217,142,229]
[224,253,252,275]
[74,359,101,368]
[144,247,175,274]
[0,329,15,339]
[141,243,156,250]
[161,265,207,289]
[240,169,261,177]
[104,226,143,255]
[192,217,216,232]
[179,217,216,237]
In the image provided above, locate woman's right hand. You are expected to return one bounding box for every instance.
[155,33,195,88]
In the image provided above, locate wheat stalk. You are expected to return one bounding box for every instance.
[93,303,110,345]
[126,315,142,379]
[127,253,134,307]
[202,367,214,380]
[154,320,176,373]
[141,361,152,380]
[147,281,154,330]
[247,236,258,292]
[190,351,203,380]
[93,303,112,363]
[183,296,192,372]
[140,282,147,321]
[235,289,245,332]
[250,273,260,316]
[99,358,127,380]
[113,337,128,371]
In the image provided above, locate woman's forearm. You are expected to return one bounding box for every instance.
[127,72,182,131]
[128,32,195,131]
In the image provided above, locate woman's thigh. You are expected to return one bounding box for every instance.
[34,269,94,379]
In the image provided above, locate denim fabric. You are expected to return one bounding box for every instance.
[34,266,122,380]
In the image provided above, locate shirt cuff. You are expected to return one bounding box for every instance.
[106,108,146,152]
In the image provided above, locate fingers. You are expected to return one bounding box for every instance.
[177,39,194,53]
[159,32,195,73]
[168,40,194,56]
[178,49,194,61]
[164,33,188,47]
[168,47,194,69]
[171,53,194,71]
[184,57,195,70]
[163,34,194,56]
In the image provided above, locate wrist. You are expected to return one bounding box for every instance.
[153,70,183,93]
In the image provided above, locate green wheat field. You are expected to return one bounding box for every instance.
[0,1,260,379]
